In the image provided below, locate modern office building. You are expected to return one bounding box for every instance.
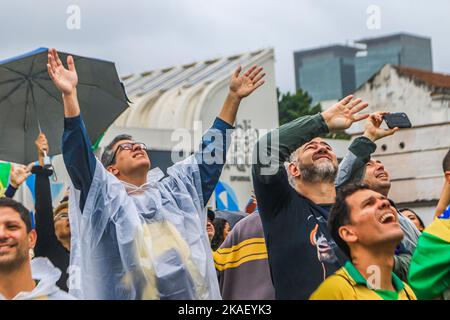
[355,33,433,87]
[293,45,359,102]
[294,33,433,103]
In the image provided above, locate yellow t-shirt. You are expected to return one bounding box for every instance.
[310,261,416,300]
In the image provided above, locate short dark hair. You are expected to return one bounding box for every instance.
[443,149,450,172]
[100,134,133,167]
[328,183,371,258]
[0,197,32,233]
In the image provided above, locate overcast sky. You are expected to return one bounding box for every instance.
[1,0,449,93]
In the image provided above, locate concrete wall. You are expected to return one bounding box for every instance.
[348,65,450,135]
[347,65,450,222]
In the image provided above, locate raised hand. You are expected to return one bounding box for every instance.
[229,65,266,99]
[321,95,370,131]
[47,48,78,95]
[35,133,49,156]
[9,164,31,188]
[363,112,399,142]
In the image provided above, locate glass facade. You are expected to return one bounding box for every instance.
[298,57,343,102]
[294,46,357,103]
[294,34,432,102]
[355,45,402,87]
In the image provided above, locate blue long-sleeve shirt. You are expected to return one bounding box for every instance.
[62,115,233,211]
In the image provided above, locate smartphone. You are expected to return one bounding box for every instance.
[383,113,412,129]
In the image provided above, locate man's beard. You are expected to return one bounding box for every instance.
[299,161,338,184]
[364,179,391,197]
[0,243,29,273]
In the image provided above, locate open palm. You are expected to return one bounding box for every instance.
[47,48,78,95]
[9,164,31,188]
[322,95,370,131]
[229,65,266,99]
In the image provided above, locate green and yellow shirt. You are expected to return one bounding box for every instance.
[310,261,416,300]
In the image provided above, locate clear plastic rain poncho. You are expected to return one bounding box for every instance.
[68,155,221,300]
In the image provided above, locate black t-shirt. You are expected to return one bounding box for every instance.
[254,169,347,299]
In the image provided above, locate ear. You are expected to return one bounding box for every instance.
[107,166,119,176]
[445,171,450,184]
[339,225,358,245]
[28,229,37,250]
[288,162,300,178]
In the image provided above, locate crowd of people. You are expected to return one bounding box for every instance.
[0,48,449,300]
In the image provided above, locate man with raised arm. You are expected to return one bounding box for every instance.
[47,48,265,300]
[252,97,405,299]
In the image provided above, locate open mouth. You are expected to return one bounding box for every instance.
[375,171,388,179]
[378,212,397,224]
[0,244,16,253]
[132,152,145,159]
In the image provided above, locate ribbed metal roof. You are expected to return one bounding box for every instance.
[115,48,274,130]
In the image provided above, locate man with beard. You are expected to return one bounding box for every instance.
[0,197,74,300]
[252,96,400,299]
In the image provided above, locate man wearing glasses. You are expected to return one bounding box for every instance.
[47,48,266,300]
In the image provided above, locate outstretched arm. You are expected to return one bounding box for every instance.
[197,65,266,205]
[33,133,59,255]
[253,95,370,216]
[47,48,95,211]
[217,65,265,126]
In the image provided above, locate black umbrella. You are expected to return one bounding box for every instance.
[0,47,129,164]
[214,210,248,229]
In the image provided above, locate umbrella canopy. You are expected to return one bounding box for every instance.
[0,47,129,164]
[214,210,248,229]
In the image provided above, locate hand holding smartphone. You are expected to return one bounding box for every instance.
[383,112,412,129]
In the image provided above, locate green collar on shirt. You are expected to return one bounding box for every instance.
[344,261,404,300]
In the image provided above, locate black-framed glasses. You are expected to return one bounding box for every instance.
[109,142,147,166]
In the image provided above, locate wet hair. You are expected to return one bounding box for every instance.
[328,183,371,258]
[100,134,133,167]
[210,218,229,251]
[399,208,425,230]
[0,197,32,233]
[443,149,450,172]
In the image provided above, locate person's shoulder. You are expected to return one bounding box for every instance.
[309,269,356,300]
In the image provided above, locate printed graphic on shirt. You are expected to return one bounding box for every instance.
[308,216,339,280]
